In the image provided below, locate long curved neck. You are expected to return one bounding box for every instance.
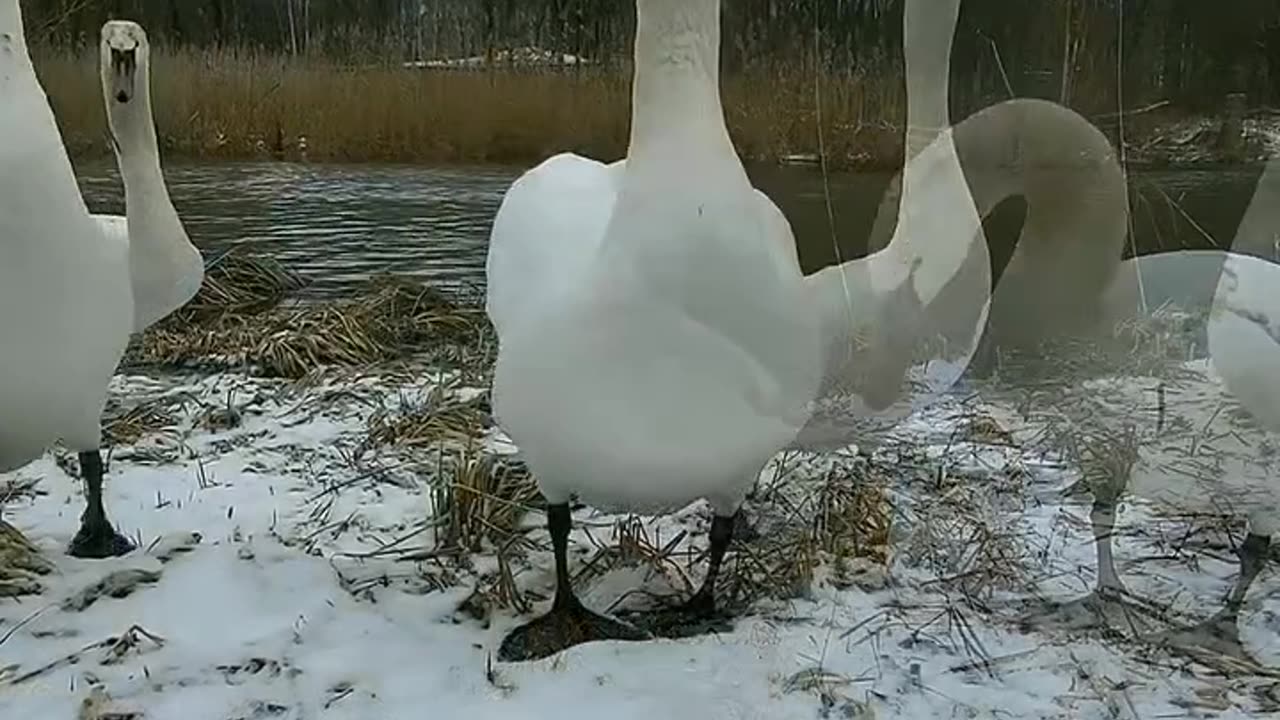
[902,0,961,161]
[106,60,183,251]
[627,0,737,176]
[104,53,196,331]
[877,0,971,303]
[107,69,165,209]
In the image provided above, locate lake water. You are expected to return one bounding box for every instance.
[71,158,1268,308]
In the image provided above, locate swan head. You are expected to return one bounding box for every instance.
[100,21,149,107]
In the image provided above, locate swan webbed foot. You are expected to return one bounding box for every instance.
[67,520,135,559]
[68,450,134,559]
[497,598,648,662]
[1018,587,1161,636]
[497,501,649,662]
[617,511,739,639]
[1145,532,1270,663]
[618,590,735,639]
[1145,611,1256,662]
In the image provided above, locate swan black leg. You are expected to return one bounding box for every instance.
[679,512,735,615]
[1148,533,1271,660]
[67,450,135,559]
[622,512,738,638]
[497,502,647,662]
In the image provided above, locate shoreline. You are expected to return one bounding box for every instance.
[65,136,1278,175]
[35,48,1279,175]
[63,113,1280,175]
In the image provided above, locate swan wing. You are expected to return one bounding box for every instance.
[89,212,203,332]
[0,21,132,459]
[485,153,621,340]
[92,213,129,249]
[1208,158,1280,431]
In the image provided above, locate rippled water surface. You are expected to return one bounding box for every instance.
[73,158,1268,308]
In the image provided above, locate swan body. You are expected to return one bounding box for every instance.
[1075,353,1280,535]
[490,0,821,518]
[96,20,203,333]
[487,0,848,660]
[0,3,132,471]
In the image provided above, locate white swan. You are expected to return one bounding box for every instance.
[931,99,1280,659]
[94,20,203,334]
[0,1,135,558]
[486,0,987,661]
[487,0,822,661]
[1070,157,1280,659]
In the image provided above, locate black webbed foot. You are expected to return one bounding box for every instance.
[498,597,648,662]
[67,521,135,559]
[617,512,739,640]
[618,590,734,639]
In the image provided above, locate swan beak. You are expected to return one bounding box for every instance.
[110,47,137,104]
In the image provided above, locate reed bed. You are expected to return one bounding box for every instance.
[35,46,905,169]
[126,249,492,378]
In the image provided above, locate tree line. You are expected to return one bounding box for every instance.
[20,0,1280,112]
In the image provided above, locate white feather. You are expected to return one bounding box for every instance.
[0,2,132,470]
[486,0,821,516]
[98,20,203,334]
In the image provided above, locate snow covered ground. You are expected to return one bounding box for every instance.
[2,363,1279,719]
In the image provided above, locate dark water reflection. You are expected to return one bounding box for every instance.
[72,158,1266,310]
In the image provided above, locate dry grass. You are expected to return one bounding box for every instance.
[364,388,488,452]
[181,248,308,319]
[35,46,906,169]
[127,250,492,378]
[978,306,1204,391]
[721,461,893,610]
[429,446,539,556]
[529,456,899,616]
[0,519,54,598]
[102,401,179,447]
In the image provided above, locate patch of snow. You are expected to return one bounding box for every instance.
[404,47,593,71]
[0,365,1276,718]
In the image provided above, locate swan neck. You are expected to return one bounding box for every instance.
[902,0,961,160]
[109,98,159,162]
[628,0,732,162]
[114,112,167,218]
[110,71,182,259]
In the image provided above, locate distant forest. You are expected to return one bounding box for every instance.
[19,0,1280,111]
